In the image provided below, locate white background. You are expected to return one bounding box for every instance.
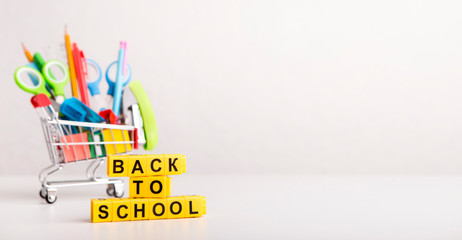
[2,1,462,239]
[1,0,462,175]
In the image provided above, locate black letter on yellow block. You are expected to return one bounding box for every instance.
[153,203,165,216]
[134,203,145,218]
[150,180,163,194]
[151,159,161,172]
[117,205,128,219]
[132,160,144,174]
[133,180,143,195]
[189,201,199,215]
[169,158,178,172]
[170,201,182,215]
[113,160,124,173]
[99,205,109,219]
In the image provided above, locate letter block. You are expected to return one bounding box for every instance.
[129,176,171,198]
[129,177,149,197]
[164,154,186,175]
[184,195,207,218]
[112,198,131,222]
[128,155,147,177]
[149,198,167,219]
[146,176,171,198]
[107,155,128,177]
[91,196,206,223]
[107,154,186,177]
[131,198,149,221]
[146,154,166,176]
[167,196,186,219]
[91,198,113,223]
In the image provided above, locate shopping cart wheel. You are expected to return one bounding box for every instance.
[45,189,58,204]
[106,184,115,197]
[114,189,124,198]
[39,189,46,199]
[46,194,57,204]
[114,183,124,197]
[107,183,124,197]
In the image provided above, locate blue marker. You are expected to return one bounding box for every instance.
[112,42,126,116]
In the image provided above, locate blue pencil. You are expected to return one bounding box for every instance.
[112,42,125,116]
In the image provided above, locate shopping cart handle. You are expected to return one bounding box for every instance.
[31,93,52,108]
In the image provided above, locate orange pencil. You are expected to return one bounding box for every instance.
[21,42,34,62]
[65,26,79,98]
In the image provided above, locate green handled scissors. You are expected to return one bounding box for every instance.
[14,60,70,104]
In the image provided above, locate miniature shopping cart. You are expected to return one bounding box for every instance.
[31,94,139,204]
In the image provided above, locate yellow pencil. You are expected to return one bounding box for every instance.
[65,26,79,98]
[21,42,34,62]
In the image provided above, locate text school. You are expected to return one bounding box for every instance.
[92,196,206,222]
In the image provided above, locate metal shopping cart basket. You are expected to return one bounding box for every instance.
[31,94,140,204]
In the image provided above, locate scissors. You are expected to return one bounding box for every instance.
[85,59,106,112]
[85,60,132,111]
[105,60,132,97]
[14,60,69,104]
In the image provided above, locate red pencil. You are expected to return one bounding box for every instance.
[72,43,90,106]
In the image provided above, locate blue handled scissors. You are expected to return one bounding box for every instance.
[105,61,132,97]
[86,60,132,95]
[85,59,131,112]
[86,59,103,95]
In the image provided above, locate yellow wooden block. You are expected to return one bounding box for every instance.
[112,198,131,222]
[146,154,165,176]
[90,196,206,222]
[103,129,132,155]
[129,177,148,198]
[145,176,171,198]
[167,196,186,219]
[107,155,129,177]
[166,177,171,196]
[107,154,186,177]
[131,198,149,221]
[184,195,207,218]
[91,198,113,223]
[128,155,147,177]
[148,198,168,220]
[164,154,186,175]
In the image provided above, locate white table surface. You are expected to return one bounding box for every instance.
[1,174,462,239]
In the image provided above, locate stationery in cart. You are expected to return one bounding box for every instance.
[13,33,159,205]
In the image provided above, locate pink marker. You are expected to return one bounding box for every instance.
[122,41,128,75]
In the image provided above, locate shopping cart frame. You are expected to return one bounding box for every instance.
[32,94,138,204]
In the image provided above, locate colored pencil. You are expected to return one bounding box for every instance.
[21,42,34,62]
[65,26,79,98]
[112,42,125,116]
[73,43,90,106]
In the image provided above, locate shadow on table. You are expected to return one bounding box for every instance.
[90,217,208,239]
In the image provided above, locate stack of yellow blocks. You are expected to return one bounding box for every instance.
[91,154,206,223]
